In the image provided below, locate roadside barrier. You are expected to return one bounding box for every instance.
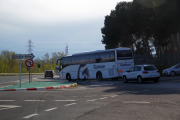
[0,73,44,76]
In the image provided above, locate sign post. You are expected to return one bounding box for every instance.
[19,59,21,87]
[25,59,34,83]
[12,54,35,87]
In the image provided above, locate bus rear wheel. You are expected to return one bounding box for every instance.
[97,72,103,81]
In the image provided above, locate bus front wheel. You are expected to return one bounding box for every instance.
[97,72,103,81]
[67,74,71,81]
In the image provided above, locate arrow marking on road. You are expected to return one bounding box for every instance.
[0,105,21,111]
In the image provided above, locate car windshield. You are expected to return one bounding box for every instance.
[46,71,52,74]
[171,64,180,68]
[144,66,157,71]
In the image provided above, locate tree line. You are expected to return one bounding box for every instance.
[101,0,180,55]
[0,50,65,73]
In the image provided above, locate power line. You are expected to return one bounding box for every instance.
[35,44,103,45]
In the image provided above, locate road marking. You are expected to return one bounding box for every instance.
[0,105,21,111]
[24,100,45,102]
[102,94,116,96]
[87,99,97,102]
[55,100,76,102]
[110,95,118,97]
[23,114,38,118]
[0,100,15,101]
[64,103,77,106]
[45,107,58,111]
[122,101,150,104]
[99,97,108,99]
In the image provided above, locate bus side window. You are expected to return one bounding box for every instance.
[109,52,115,61]
[72,56,80,65]
[63,57,72,67]
[99,52,109,62]
[89,54,99,63]
[80,55,89,64]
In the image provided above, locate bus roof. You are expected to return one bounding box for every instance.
[72,47,131,56]
[62,47,131,58]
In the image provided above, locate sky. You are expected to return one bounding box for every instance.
[0,0,132,59]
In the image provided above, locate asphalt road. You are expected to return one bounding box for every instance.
[0,75,180,120]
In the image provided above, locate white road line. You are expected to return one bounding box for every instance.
[102,94,116,96]
[0,100,15,101]
[55,100,76,102]
[99,97,108,100]
[122,101,150,104]
[64,103,77,106]
[110,95,118,97]
[24,100,45,102]
[23,114,38,119]
[45,107,58,111]
[87,99,97,102]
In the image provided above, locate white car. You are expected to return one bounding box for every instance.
[122,65,160,84]
[162,63,180,76]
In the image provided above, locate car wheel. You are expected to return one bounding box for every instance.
[67,74,71,81]
[97,72,103,81]
[154,78,159,83]
[170,71,175,76]
[123,76,128,83]
[137,76,144,84]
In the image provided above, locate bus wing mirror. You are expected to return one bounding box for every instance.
[96,58,102,63]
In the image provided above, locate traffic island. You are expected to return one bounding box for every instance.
[0,81,78,91]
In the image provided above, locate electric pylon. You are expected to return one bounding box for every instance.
[26,39,34,54]
[65,44,68,55]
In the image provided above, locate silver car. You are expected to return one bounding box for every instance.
[162,63,180,76]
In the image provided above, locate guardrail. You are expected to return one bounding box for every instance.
[0,73,44,76]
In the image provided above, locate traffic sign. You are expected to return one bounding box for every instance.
[25,59,34,67]
[12,54,35,59]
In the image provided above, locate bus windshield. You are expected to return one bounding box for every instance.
[117,50,133,60]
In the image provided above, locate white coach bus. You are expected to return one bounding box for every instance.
[56,48,134,81]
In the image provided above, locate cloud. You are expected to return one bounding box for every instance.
[0,0,132,58]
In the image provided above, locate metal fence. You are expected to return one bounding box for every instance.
[134,53,180,71]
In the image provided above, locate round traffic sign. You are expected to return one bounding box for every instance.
[25,59,34,67]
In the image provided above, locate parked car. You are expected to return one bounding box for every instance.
[122,64,160,84]
[44,70,54,78]
[162,63,180,76]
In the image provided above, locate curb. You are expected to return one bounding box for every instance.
[0,83,78,91]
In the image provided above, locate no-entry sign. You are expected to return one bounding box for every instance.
[25,59,34,67]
